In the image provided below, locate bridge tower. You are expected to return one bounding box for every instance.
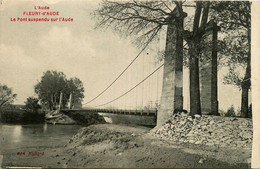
[157,8,186,126]
[200,20,220,115]
[157,16,220,125]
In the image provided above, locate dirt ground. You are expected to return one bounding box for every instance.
[2,123,251,168]
[51,124,251,168]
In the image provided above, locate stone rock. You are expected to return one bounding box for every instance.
[198,158,204,164]
[152,113,252,148]
[195,140,202,145]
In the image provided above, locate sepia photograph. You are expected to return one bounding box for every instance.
[0,0,259,168]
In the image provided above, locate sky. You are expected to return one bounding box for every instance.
[0,0,245,111]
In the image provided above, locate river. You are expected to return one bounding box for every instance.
[0,123,82,168]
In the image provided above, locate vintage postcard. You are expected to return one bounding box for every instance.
[0,0,259,168]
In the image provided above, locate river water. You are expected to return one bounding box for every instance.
[0,123,82,168]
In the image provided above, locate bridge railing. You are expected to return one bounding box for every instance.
[63,108,157,116]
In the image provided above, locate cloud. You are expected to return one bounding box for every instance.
[37,26,137,75]
[37,26,99,78]
[0,44,38,69]
[0,44,39,103]
[39,26,96,61]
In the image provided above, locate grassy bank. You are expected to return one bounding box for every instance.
[62,110,105,125]
[0,109,45,123]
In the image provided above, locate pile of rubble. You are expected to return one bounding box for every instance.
[153,113,253,148]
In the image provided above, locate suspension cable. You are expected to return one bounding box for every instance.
[82,36,156,106]
[94,63,164,108]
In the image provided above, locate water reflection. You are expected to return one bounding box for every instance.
[0,123,82,168]
[43,123,47,132]
[12,126,22,143]
[0,123,82,152]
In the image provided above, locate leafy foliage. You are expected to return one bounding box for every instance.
[0,84,17,109]
[210,1,251,88]
[210,1,251,118]
[210,1,250,31]
[67,77,85,106]
[24,96,41,112]
[35,70,85,110]
[225,105,236,117]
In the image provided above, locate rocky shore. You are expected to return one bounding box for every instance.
[152,113,252,148]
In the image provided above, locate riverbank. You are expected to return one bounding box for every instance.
[0,109,45,123]
[56,124,251,168]
[1,123,251,168]
[152,113,253,148]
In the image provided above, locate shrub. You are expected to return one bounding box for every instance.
[225,105,236,117]
[219,109,226,117]
[1,109,45,123]
[248,104,252,118]
[24,97,41,112]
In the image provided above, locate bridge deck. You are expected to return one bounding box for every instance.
[63,109,157,116]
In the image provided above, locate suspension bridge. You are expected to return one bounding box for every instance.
[62,19,220,127]
[62,35,165,126]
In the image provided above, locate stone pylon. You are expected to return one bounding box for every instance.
[68,93,73,109]
[157,8,186,126]
[58,92,63,112]
[200,20,220,115]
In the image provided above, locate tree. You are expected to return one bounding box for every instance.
[35,70,67,110]
[95,1,213,115]
[186,2,210,115]
[35,70,85,110]
[66,77,85,108]
[24,96,41,112]
[211,1,251,118]
[0,84,17,110]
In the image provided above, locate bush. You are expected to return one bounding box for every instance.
[225,105,236,117]
[248,104,252,118]
[62,110,105,125]
[0,109,45,123]
[236,107,241,117]
[24,97,41,112]
[22,111,45,123]
[219,109,226,117]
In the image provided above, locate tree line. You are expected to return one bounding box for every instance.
[0,70,85,112]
